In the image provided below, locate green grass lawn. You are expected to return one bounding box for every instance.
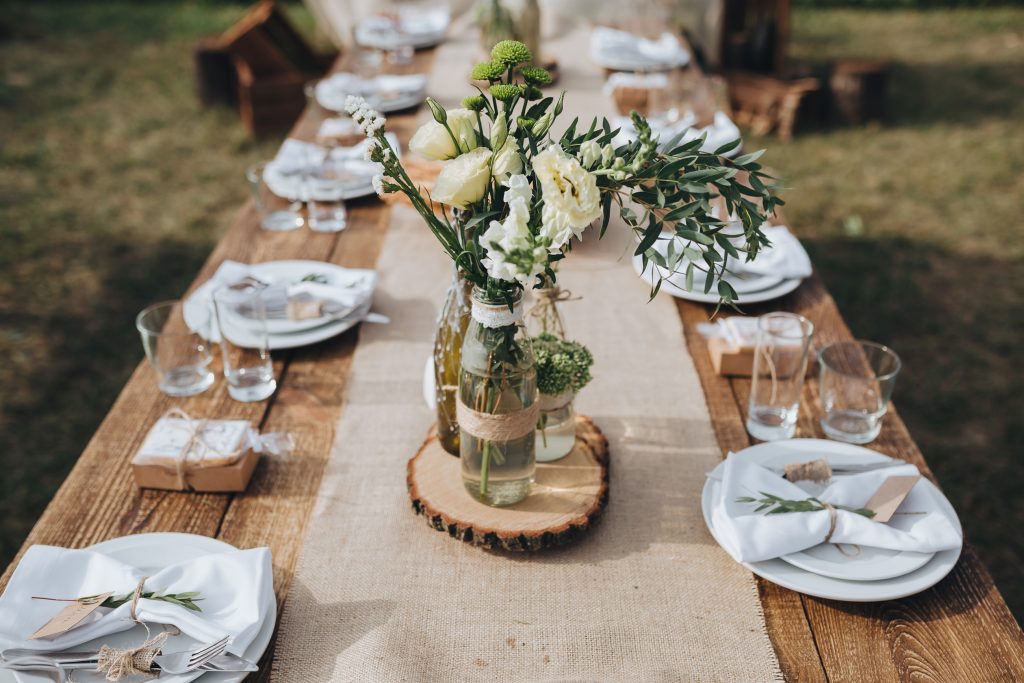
[1,2,1022,618]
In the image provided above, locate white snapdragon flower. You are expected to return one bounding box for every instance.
[578,140,601,169]
[532,145,603,252]
[480,174,546,286]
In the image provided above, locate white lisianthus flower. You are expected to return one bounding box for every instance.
[409,108,478,160]
[480,174,546,286]
[491,138,522,179]
[533,145,603,249]
[431,147,492,209]
[578,140,601,169]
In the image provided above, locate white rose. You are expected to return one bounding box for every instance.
[409,108,478,160]
[533,145,603,245]
[491,138,522,179]
[432,147,492,209]
[579,140,601,169]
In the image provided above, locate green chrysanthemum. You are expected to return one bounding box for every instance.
[516,116,536,129]
[521,85,543,101]
[490,84,521,101]
[470,60,505,81]
[461,95,486,111]
[491,39,533,66]
[520,66,552,86]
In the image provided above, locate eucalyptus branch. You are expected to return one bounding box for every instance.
[737,492,876,519]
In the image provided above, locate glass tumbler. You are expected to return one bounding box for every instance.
[246,162,304,232]
[306,160,350,233]
[818,340,901,444]
[136,301,215,397]
[212,287,277,402]
[746,313,814,441]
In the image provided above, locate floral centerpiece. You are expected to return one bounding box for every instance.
[347,40,780,505]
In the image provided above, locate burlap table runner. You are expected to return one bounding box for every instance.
[273,21,783,683]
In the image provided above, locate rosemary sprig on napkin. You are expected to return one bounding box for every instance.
[80,590,203,612]
[737,492,876,519]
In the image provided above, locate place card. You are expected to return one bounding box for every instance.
[864,475,921,523]
[30,592,112,640]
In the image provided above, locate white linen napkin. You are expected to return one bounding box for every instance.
[731,225,813,280]
[0,545,272,655]
[708,454,963,563]
[262,135,399,202]
[589,26,690,70]
[182,260,377,341]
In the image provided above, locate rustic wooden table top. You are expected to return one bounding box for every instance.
[3,47,1022,682]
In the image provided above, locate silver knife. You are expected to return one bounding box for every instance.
[1,651,258,673]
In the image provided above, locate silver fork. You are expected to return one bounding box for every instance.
[8,635,231,677]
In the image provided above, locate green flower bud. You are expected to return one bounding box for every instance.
[553,91,565,116]
[426,97,446,124]
[601,143,614,165]
[490,114,508,150]
[521,85,543,101]
[491,39,533,66]
[532,111,554,137]
[470,60,505,81]
[490,84,521,101]
[612,157,626,170]
[517,116,537,129]
[461,95,486,111]
[520,66,553,86]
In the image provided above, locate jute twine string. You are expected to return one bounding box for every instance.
[161,408,245,489]
[820,502,861,557]
[457,400,539,441]
[91,577,176,682]
[783,459,832,482]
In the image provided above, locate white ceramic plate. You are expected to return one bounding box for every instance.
[633,253,802,304]
[5,533,275,683]
[701,439,963,601]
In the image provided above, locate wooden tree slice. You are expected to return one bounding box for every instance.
[407,416,609,552]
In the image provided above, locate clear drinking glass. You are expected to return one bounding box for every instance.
[212,287,277,402]
[818,340,901,444]
[246,162,304,232]
[306,160,350,233]
[746,313,814,441]
[136,301,215,397]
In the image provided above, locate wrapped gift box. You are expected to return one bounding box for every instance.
[705,317,760,377]
[132,416,259,492]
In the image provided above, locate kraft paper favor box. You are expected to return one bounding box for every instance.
[131,415,259,492]
[706,317,760,377]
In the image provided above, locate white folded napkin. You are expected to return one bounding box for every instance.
[612,111,741,157]
[602,71,669,97]
[590,26,689,70]
[316,73,427,113]
[731,225,812,280]
[355,7,449,48]
[0,545,272,655]
[182,260,377,341]
[709,454,963,563]
[263,135,399,202]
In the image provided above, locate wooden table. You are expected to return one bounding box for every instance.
[3,47,1022,682]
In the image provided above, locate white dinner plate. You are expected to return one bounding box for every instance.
[701,439,963,601]
[633,253,802,304]
[5,533,275,683]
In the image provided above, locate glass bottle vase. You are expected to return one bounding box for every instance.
[459,288,537,506]
[433,268,474,455]
[526,284,568,339]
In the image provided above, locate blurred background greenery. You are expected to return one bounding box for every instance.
[0,1,1021,619]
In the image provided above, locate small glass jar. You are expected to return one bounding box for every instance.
[459,288,537,506]
[535,390,575,462]
[433,268,474,455]
[526,283,568,339]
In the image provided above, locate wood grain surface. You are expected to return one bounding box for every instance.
[408,415,609,551]
[2,45,1022,682]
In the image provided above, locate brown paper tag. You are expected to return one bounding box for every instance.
[864,475,921,523]
[29,592,113,640]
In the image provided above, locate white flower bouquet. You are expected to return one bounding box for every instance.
[346,39,782,504]
[348,39,781,306]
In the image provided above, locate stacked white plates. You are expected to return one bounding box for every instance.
[702,440,963,601]
[262,136,399,203]
[633,253,802,304]
[316,73,428,114]
[184,260,377,351]
[1,533,275,683]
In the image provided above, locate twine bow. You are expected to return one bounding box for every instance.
[93,577,174,682]
[160,408,244,489]
[821,502,861,557]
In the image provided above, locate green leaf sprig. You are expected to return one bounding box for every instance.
[79,590,203,613]
[737,492,876,519]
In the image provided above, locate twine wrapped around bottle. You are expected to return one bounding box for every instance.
[457,400,539,442]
